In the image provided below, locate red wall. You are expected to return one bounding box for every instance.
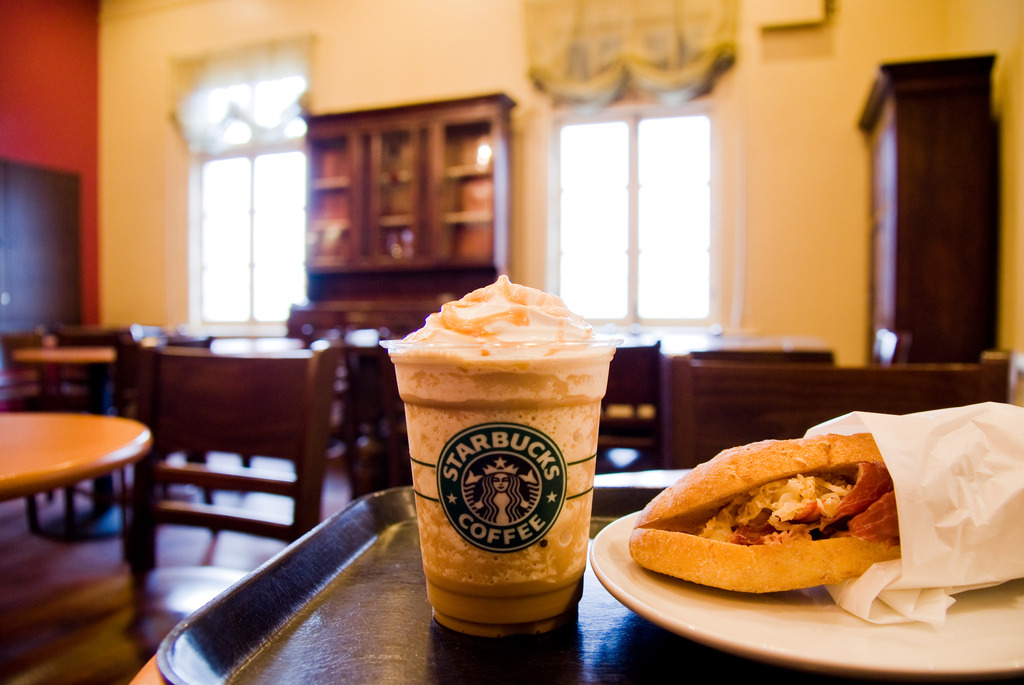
[0,0,100,323]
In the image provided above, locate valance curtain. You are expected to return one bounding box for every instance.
[524,0,737,107]
[171,35,313,153]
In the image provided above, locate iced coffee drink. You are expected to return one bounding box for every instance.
[385,276,616,637]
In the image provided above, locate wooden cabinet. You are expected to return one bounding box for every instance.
[292,93,514,338]
[859,56,998,363]
[0,159,81,332]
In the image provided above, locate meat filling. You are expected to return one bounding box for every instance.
[699,462,899,546]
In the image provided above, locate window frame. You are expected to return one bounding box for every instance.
[549,99,721,330]
[188,137,307,332]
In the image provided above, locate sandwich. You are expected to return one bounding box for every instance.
[629,433,901,593]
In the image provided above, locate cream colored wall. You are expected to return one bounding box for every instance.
[99,0,1022,364]
[733,2,952,362]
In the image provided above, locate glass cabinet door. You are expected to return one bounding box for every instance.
[441,121,495,262]
[373,129,418,260]
[309,137,356,263]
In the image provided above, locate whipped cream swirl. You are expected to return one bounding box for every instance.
[399,275,598,346]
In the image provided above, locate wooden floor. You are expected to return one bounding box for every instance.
[0,453,353,685]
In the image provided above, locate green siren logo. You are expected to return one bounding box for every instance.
[437,423,566,553]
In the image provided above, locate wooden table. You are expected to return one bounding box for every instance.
[125,471,683,685]
[11,345,116,367]
[129,657,161,684]
[11,345,124,534]
[0,412,152,546]
[12,345,118,414]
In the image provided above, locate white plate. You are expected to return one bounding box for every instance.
[591,513,1024,681]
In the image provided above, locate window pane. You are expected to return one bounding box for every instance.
[636,114,711,321]
[254,209,305,264]
[201,158,251,268]
[560,122,628,189]
[560,251,628,320]
[253,151,306,320]
[202,265,250,322]
[638,183,709,253]
[254,151,305,210]
[638,116,709,186]
[638,248,709,319]
[202,213,251,268]
[254,151,306,264]
[254,262,306,322]
[560,187,628,253]
[559,121,629,315]
[202,157,251,214]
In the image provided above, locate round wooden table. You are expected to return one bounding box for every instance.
[0,412,152,545]
[129,656,160,685]
[0,412,151,501]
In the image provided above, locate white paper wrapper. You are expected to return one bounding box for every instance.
[804,402,1024,625]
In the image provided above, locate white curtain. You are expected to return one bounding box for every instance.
[524,0,736,107]
[171,35,313,153]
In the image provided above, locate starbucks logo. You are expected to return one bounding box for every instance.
[437,423,566,552]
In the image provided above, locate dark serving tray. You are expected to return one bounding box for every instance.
[158,486,955,684]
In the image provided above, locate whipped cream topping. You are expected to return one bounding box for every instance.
[401,275,597,346]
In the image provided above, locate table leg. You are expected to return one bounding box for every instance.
[31,479,124,540]
[85,362,113,415]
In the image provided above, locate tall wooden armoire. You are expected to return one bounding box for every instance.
[859,55,998,363]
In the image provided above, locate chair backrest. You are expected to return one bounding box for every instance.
[688,348,834,364]
[0,331,44,409]
[339,339,409,497]
[49,325,130,413]
[129,343,341,572]
[597,340,663,470]
[665,350,1014,468]
[0,330,44,370]
[604,340,662,409]
[113,325,215,418]
[53,323,128,348]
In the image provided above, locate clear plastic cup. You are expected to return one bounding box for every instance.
[385,340,617,637]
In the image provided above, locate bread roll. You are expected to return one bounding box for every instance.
[629,433,901,593]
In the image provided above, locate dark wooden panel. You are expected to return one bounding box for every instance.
[0,159,81,332]
[664,350,1013,468]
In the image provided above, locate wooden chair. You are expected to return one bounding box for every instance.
[128,343,341,573]
[0,330,44,410]
[10,327,132,534]
[665,350,1014,468]
[51,324,131,413]
[16,326,210,535]
[337,337,410,497]
[596,340,663,473]
[112,324,214,420]
[1,331,60,532]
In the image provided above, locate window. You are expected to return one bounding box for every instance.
[173,37,312,328]
[198,146,306,323]
[554,105,715,328]
[188,77,308,326]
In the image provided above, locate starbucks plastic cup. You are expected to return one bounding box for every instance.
[385,339,617,637]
